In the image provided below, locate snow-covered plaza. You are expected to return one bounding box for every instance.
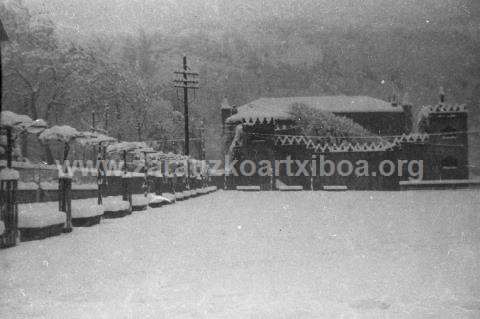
[1,190,480,318]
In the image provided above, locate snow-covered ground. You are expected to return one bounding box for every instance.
[1,190,480,318]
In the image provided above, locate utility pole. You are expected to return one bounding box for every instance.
[200,119,206,160]
[173,56,199,157]
[91,110,96,131]
[104,105,109,134]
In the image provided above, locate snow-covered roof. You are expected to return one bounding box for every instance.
[39,125,80,142]
[226,96,401,124]
[1,111,48,134]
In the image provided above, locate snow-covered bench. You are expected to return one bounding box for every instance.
[103,196,131,219]
[323,185,348,191]
[132,194,149,211]
[71,199,104,227]
[17,203,66,242]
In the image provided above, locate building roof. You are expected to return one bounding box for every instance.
[226,96,402,124]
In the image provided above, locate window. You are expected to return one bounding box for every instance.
[441,156,458,170]
[442,126,457,140]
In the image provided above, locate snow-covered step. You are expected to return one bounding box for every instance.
[399,179,480,190]
[323,185,348,191]
[236,185,261,191]
[103,197,131,219]
[278,185,303,191]
[71,199,104,227]
[275,179,303,191]
[17,203,66,242]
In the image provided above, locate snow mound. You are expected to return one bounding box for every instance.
[0,220,5,234]
[207,186,218,192]
[0,168,20,180]
[102,197,130,212]
[132,194,149,207]
[18,203,66,228]
[161,193,176,202]
[72,199,104,218]
[147,193,172,204]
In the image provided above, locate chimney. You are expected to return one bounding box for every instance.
[221,97,234,128]
[439,86,445,104]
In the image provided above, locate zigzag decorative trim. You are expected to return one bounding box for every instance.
[423,103,466,114]
[242,117,274,125]
[273,135,399,153]
[392,133,429,145]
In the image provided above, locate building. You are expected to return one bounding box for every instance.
[221,94,470,190]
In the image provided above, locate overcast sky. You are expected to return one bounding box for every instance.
[26,0,478,36]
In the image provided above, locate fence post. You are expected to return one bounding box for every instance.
[122,174,132,207]
[58,176,72,233]
[0,176,19,248]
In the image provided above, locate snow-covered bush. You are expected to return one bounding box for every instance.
[39,125,80,143]
[289,103,384,144]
